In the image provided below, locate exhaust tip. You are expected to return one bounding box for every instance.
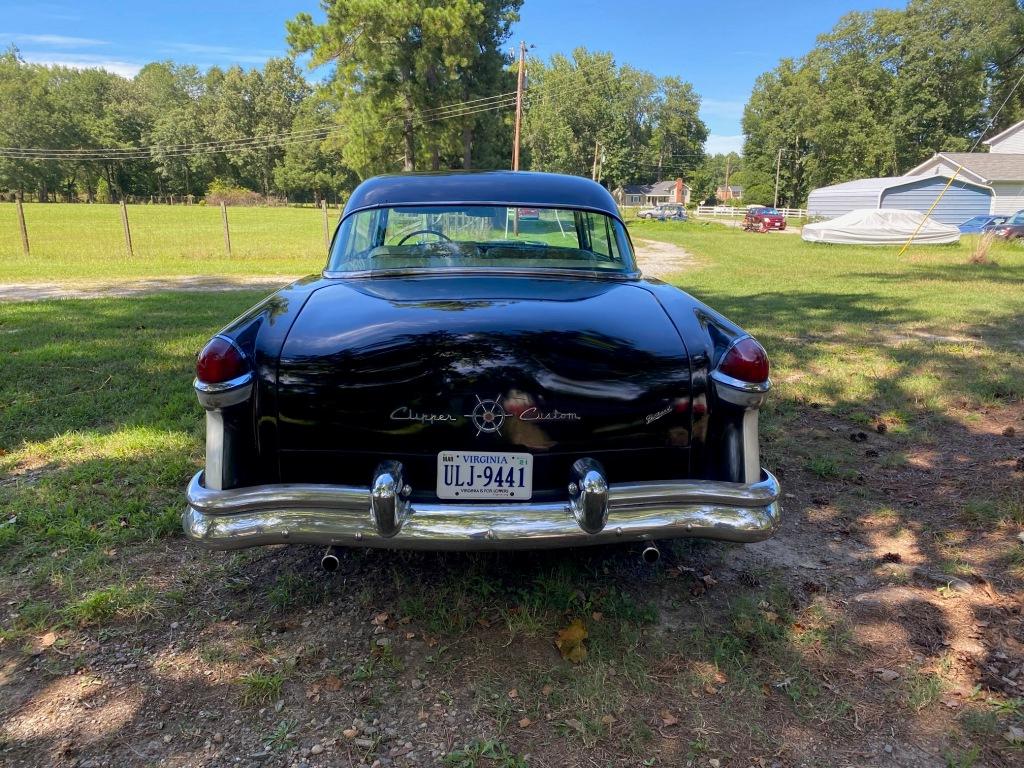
[641,542,660,565]
[321,548,341,573]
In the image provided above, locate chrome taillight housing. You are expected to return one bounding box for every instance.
[196,336,248,385]
[717,337,769,384]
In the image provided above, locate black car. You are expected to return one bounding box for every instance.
[184,172,779,559]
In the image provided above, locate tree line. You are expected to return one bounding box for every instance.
[1,0,709,204]
[742,0,1024,207]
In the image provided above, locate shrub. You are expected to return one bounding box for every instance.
[205,178,265,207]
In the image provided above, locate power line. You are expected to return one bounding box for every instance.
[0,56,703,164]
[0,92,519,161]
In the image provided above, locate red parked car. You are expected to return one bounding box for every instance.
[743,206,786,232]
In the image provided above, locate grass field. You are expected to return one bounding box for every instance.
[0,202,332,280]
[1,221,1023,767]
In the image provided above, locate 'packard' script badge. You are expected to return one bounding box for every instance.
[389,394,580,436]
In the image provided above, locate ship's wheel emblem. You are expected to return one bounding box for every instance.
[466,395,506,436]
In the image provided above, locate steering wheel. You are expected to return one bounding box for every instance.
[396,229,452,245]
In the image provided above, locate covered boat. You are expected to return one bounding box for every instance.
[802,209,960,245]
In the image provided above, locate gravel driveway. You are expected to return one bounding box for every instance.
[0,241,695,302]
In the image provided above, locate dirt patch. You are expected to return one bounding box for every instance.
[633,238,697,279]
[0,276,296,302]
[0,246,694,302]
[2,404,1022,767]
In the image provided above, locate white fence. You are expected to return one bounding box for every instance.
[695,205,808,219]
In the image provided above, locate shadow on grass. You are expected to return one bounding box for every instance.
[1,285,1023,765]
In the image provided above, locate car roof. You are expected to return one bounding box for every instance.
[344,171,622,221]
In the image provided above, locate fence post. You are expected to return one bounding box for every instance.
[16,199,30,256]
[220,202,232,257]
[321,199,330,253]
[120,200,134,256]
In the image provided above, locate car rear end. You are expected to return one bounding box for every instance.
[183,174,780,553]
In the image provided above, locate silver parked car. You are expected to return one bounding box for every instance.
[637,203,687,221]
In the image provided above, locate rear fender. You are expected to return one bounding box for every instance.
[639,281,764,482]
[198,276,323,488]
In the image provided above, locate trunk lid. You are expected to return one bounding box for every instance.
[275,275,692,491]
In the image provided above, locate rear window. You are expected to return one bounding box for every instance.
[328,205,636,275]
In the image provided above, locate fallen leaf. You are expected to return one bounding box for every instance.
[321,674,344,692]
[659,709,678,727]
[555,619,588,664]
[342,728,358,739]
[600,714,616,725]
[405,632,416,640]
[541,684,553,697]
[701,574,718,588]
[591,611,604,621]
[39,631,56,649]
[875,668,900,682]
[703,683,718,695]
[508,688,518,699]
[371,612,388,626]
[518,717,531,728]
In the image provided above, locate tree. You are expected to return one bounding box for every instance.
[522,48,707,189]
[741,0,1024,205]
[287,0,522,175]
[650,77,708,181]
[274,93,357,202]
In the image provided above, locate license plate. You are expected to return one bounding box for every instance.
[436,451,533,500]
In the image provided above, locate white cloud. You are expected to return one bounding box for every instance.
[20,52,142,78]
[158,41,282,65]
[1,33,108,47]
[705,134,745,155]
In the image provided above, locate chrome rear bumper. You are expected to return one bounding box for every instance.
[182,468,781,551]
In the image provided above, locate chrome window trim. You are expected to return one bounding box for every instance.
[321,266,642,281]
[326,204,638,275]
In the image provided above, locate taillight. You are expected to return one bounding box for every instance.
[196,337,248,384]
[717,337,769,384]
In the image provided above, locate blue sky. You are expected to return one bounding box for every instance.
[1,0,906,154]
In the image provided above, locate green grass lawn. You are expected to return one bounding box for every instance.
[2,222,1022,765]
[2,221,1021,575]
[0,203,332,280]
[630,220,1024,421]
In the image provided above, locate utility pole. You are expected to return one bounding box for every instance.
[592,139,601,181]
[773,147,783,209]
[512,40,526,171]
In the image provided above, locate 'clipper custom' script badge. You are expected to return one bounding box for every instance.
[389,394,580,436]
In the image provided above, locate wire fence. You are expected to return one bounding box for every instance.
[3,199,342,260]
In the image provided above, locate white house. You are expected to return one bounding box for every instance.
[906,117,1024,215]
[613,179,690,207]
